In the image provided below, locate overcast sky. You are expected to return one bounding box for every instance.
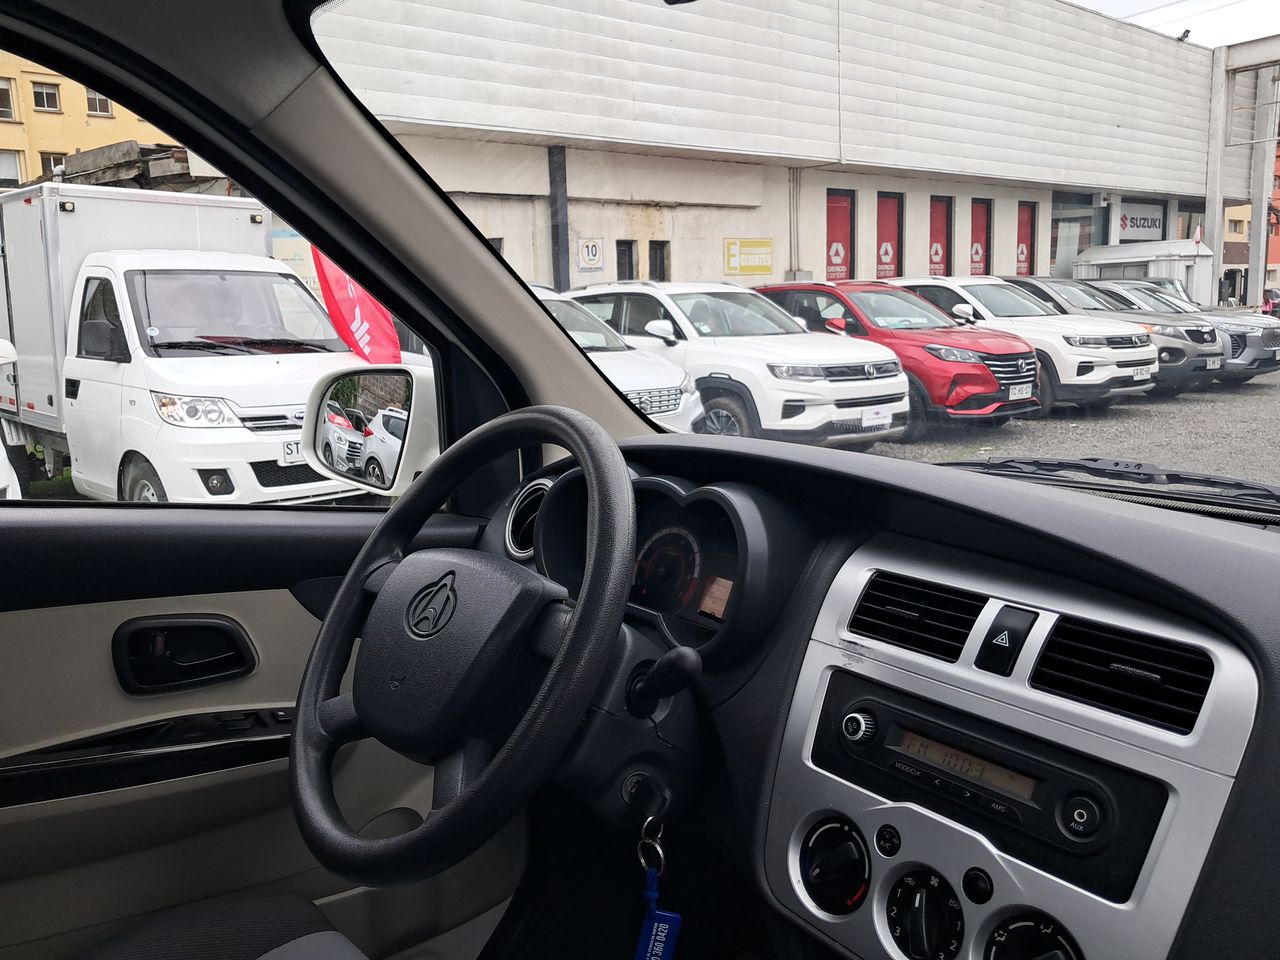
[1076,0,1280,47]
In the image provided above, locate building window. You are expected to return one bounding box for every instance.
[648,240,670,281]
[39,152,66,176]
[0,78,14,120]
[0,149,20,187]
[616,240,637,281]
[31,82,60,112]
[85,89,112,116]
[1228,219,1244,233]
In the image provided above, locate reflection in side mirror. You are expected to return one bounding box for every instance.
[644,319,678,345]
[315,372,413,491]
[952,303,975,322]
[0,338,15,368]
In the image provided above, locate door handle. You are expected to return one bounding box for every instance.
[64,378,80,399]
[112,615,257,694]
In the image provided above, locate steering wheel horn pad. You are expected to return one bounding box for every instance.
[354,548,567,758]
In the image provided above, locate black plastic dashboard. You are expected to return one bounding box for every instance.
[487,434,1280,960]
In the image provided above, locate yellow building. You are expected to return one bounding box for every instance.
[0,51,172,186]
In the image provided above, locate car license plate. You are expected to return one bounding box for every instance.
[279,440,304,465]
[861,406,893,428]
[1206,356,1223,370]
[1273,349,1280,361]
[1131,365,1153,381]
[1008,383,1033,401]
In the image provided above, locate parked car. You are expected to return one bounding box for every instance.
[886,276,1157,412]
[320,400,365,473]
[360,407,407,485]
[1004,276,1223,395]
[533,287,704,432]
[1087,279,1280,384]
[757,281,1039,439]
[569,281,909,447]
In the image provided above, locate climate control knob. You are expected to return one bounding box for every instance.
[886,868,964,960]
[841,710,878,744]
[984,911,1083,960]
[798,817,871,915]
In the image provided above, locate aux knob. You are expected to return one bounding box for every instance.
[841,710,878,745]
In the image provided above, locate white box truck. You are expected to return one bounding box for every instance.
[0,183,363,503]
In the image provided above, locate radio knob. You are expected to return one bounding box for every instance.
[841,710,878,744]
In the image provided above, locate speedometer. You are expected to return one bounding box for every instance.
[632,526,702,613]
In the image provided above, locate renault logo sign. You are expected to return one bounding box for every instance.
[406,572,457,639]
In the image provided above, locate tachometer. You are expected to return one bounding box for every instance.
[633,526,702,613]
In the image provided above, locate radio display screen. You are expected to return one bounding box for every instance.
[891,728,1037,801]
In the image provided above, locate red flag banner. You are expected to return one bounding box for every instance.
[310,246,401,363]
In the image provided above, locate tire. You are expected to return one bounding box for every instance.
[1032,355,1058,417]
[124,460,168,503]
[698,395,754,438]
[896,382,932,443]
[322,442,335,467]
[364,458,385,486]
[2,438,34,498]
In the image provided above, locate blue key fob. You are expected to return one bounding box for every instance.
[634,867,681,960]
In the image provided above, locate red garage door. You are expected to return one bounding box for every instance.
[929,197,952,276]
[876,193,902,279]
[1016,202,1036,277]
[970,199,991,275]
[826,191,854,281]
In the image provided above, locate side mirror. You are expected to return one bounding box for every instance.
[304,363,438,495]
[80,320,131,362]
[952,303,975,323]
[825,317,847,335]
[644,319,678,345]
[0,338,15,368]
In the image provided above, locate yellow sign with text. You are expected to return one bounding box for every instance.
[723,238,774,276]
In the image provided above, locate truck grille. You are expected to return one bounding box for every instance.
[241,415,303,433]
[1105,335,1148,348]
[982,353,1036,386]
[834,392,906,409]
[1262,329,1280,349]
[1229,333,1247,358]
[250,461,326,488]
[1185,327,1216,345]
[823,360,901,381]
[624,386,682,415]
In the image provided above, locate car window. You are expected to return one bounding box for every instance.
[847,290,954,330]
[384,413,407,442]
[620,294,679,338]
[1008,280,1064,312]
[575,295,619,327]
[669,291,801,336]
[542,297,630,351]
[76,277,126,359]
[788,292,861,334]
[1123,286,1195,313]
[907,284,967,315]
[1038,280,1118,311]
[965,283,1058,317]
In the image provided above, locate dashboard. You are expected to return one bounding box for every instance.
[489,436,1275,960]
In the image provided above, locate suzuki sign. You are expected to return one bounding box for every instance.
[1118,202,1165,241]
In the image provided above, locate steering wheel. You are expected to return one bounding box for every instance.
[291,405,635,885]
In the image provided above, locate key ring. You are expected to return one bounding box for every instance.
[640,816,664,843]
[637,836,665,875]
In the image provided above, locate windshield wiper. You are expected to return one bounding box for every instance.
[150,339,254,355]
[227,337,334,352]
[940,456,1280,509]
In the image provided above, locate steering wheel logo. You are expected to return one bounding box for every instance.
[406,572,458,639]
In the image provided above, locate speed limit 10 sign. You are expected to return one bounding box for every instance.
[578,238,604,272]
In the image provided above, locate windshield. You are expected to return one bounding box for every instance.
[126,270,347,356]
[542,297,629,352]
[966,284,1059,318]
[1043,280,1123,311]
[670,292,802,337]
[1120,285,1195,314]
[848,290,954,330]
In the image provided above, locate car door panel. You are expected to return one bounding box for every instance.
[0,506,522,960]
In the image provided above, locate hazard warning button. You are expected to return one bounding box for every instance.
[974,605,1039,676]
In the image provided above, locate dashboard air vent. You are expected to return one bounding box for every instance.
[848,572,987,662]
[1030,616,1214,734]
[505,478,552,561]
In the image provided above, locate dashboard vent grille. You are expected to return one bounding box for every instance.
[1030,616,1214,734]
[848,572,987,662]
[505,478,552,561]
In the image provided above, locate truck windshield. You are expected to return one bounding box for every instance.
[125,270,349,356]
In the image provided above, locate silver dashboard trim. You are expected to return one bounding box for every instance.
[764,533,1257,960]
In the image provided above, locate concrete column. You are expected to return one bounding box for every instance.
[1166,199,1180,240]
[1107,197,1123,245]
[1204,47,1230,305]
[1247,69,1280,306]
[548,145,570,291]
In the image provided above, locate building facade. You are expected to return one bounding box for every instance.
[0,51,173,186]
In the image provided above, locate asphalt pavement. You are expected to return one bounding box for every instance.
[872,376,1280,485]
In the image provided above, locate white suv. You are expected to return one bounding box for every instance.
[569,282,908,446]
[887,277,1158,412]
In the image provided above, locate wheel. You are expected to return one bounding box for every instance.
[322,442,335,467]
[896,382,931,443]
[124,460,168,502]
[364,458,385,485]
[1032,356,1058,417]
[698,395,754,438]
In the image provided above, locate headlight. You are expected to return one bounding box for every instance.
[768,364,826,381]
[924,344,983,363]
[680,372,697,395]
[1143,324,1187,340]
[1063,336,1109,348]
[1217,322,1256,334]
[152,394,241,427]
[333,433,348,446]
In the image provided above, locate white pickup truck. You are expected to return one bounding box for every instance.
[0,183,361,503]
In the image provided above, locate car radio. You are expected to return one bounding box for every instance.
[811,671,1169,903]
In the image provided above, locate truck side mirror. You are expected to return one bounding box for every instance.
[80,320,131,362]
[0,338,15,368]
[644,319,678,345]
